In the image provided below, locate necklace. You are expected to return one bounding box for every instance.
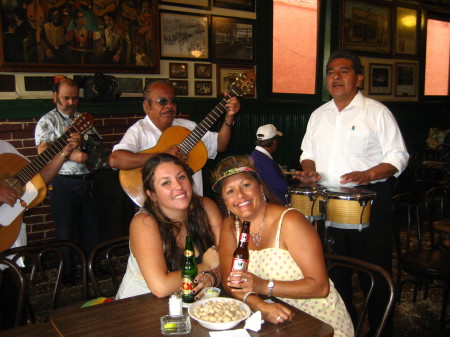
[249,208,267,247]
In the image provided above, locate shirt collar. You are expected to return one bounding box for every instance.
[255,146,273,159]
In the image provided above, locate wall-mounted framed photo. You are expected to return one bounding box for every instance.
[395,62,417,97]
[211,16,255,63]
[160,0,211,10]
[341,0,391,55]
[369,63,392,95]
[395,6,419,56]
[216,64,255,97]
[170,80,189,95]
[195,81,212,96]
[213,0,255,12]
[0,0,160,73]
[194,63,212,79]
[160,11,209,60]
[169,62,188,78]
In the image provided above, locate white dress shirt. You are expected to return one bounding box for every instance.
[112,115,219,196]
[300,91,409,187]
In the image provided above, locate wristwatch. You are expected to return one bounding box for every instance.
[267,279,274,298]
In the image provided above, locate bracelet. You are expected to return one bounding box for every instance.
[224,120,235,128]
[243,291,256,303]
[61,152,68,159]
[202,271,219,287]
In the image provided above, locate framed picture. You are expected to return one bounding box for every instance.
[395,7,419,56]
[369,63,392,95]
[216,64,255,97]
[395,62,417,97]
[213,0,255,12]
[195,81,212,96]
[341,1,391,55]
[211,16,255,63]
[160,0,211,10]
[169,62,188,78]
[0,0,160,73]
[160,11,209,59]
[194,63,212,79]
[170,80,188,95]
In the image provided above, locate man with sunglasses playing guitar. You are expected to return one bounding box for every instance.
[109,80,241,202]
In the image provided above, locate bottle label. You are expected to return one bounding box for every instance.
[231,257,249,271]
[181,277,195,295]
[239,232,249,243]
[184,250,194,257]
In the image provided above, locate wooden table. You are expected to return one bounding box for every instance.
[50,293,334,337]
[0,323,58,337]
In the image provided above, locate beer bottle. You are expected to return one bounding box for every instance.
[181,236,197,303]
[231,221,250,271]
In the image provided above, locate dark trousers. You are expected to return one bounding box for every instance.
[50,175,100,274]
[326,181,394,337]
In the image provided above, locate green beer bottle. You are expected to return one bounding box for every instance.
[181,236,197,303]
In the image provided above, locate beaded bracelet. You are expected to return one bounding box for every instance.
[202,271,218,287]
[243,291,256,303]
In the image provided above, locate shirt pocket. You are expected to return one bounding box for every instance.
[345,130,369,155]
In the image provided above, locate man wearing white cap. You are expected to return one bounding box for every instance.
[250,124,288,205]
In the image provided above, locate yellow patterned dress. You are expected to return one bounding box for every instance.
[248,208,354,337]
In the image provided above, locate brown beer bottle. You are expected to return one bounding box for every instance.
[231,221,250,271]
[181,236,197,303]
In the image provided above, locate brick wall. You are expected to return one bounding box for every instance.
[0,113,144,245]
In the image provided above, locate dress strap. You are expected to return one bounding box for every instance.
[275,208,301,248]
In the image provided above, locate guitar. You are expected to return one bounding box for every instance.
[0,113,94,252]
[119,71,256,206]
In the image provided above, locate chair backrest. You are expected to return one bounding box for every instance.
[324,254,395,337]
[87,236,129,298]
[0,257,25,328]
[393,193,423,253]
[425,185,450,248]
[0,240,87,321]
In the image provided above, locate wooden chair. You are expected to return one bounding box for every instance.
[425,185,450,249]
[0,241,87,324]
[324,253,395,337]
[0,257,25,328]
[87,236,129,298]
[393,192,450,332]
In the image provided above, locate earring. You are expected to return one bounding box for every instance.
[227,209,231,217]
[263,194,267,203]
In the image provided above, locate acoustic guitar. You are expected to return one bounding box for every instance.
[0,113,94,252]
[119,71,256,206]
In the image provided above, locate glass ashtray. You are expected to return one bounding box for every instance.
[160,314,191,335]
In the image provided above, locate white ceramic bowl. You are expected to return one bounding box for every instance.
[188,297,251,330]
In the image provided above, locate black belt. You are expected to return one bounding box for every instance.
[58,174,91,181]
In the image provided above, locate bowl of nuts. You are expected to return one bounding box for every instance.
[188,297,251,330]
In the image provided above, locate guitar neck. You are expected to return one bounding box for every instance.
[179,88,239,155]
[14,127,74,186]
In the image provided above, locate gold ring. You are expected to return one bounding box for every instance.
[241,278,248,282]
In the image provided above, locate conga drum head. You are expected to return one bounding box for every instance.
[324,186,377,230]
[289,183,325,221]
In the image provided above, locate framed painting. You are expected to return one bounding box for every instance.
[213,0,255,12]
[216,64,255,97]
[211,16,255,63]
[0,0,160,73]
[369,63,392,95]
[160,0,211,10]
[395,62,417,97]
[160,11,209,59]
[195,81,212,95]
[170,79,188,95]
[395,6,419,56]
[341,1,391,55]
[194,63,212,78]
[169,62,188,78]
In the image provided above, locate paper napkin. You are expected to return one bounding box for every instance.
[244,311,264,332]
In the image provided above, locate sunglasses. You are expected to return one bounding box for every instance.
[149,98,179,106]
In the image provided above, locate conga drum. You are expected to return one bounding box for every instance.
[323,186,376,231]
[288,183,326,222]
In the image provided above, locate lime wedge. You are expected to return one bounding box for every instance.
[164,322,178,332]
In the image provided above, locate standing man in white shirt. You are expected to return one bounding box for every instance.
[109,80,240,201]
[294,50,409,337]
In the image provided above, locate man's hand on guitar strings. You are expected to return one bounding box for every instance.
[0,184,19,207]
[163,145,186,162]
[224,96,240,117]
